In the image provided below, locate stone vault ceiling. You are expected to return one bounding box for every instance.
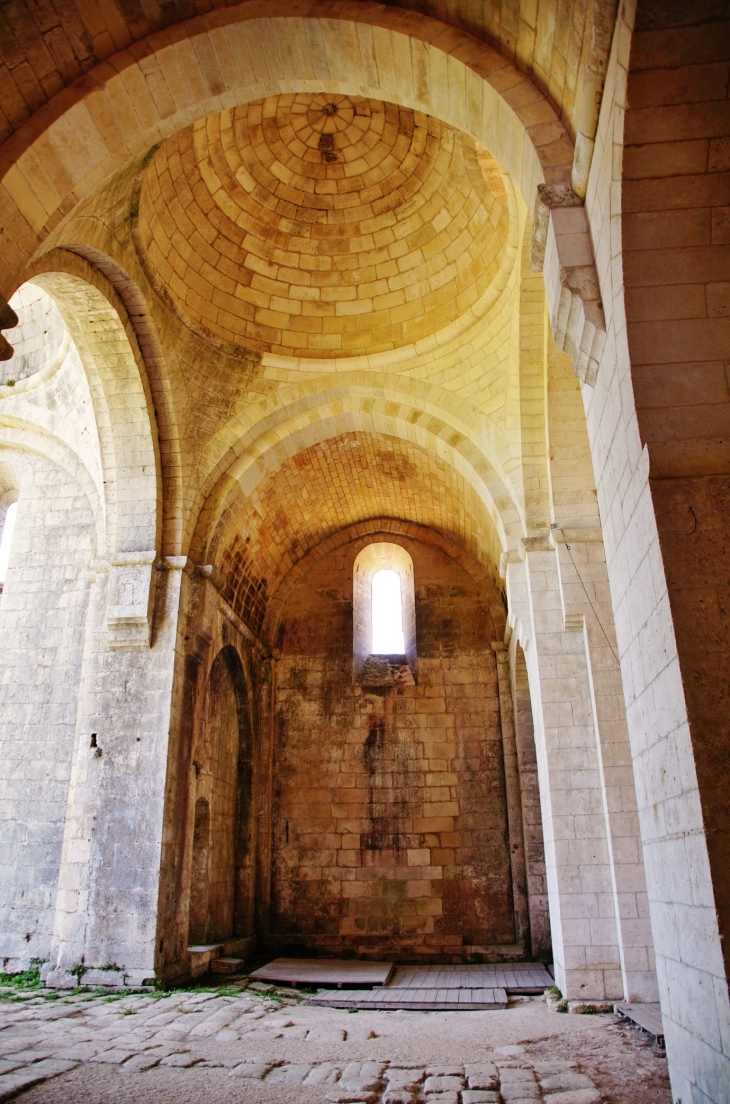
[207,431,502,636]
[137,93,508,359]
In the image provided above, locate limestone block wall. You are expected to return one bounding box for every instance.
[0,448,94,970]
[624,0,730,987]
[512,645,551,959]
[581,0,730,1097]
[46,559,186,988]
[156,571,263,984]
[270,536,525,961]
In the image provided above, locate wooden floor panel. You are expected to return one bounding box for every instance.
[615,1002,664,1043]
[249,958,394,986]
[309,986,509,1010]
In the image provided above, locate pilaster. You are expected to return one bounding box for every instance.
[553,532,658,1002]
[46,556,186,988]
[507,551,623,1001]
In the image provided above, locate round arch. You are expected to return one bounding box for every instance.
[0,422,105,554]
[0,1,599,384]
[10,267,161,559]
[0,3,571,264]
[262,517,507,652]
[189,396,522,574]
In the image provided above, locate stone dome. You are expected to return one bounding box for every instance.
[136,93,509,359]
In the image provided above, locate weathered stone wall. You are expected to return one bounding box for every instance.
[512,645,550,960]
[0,449,93,970]
[624,1,730,983]
[270,535,520,961]
[156,571,263,983]
[582,0,730,1095]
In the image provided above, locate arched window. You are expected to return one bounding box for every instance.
[371,569,405,654]
[353,543,416,684]
[0,502,17,589]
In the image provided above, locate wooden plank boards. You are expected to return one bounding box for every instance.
[389,963,553,995]
[248,958,394,987]
[309,987,509,1011]
[615,1003,664,1044]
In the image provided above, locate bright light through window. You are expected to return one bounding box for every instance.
[371,569,405,654]
[0,502,17,585]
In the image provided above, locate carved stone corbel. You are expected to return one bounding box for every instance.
[531,184,606,388]
[106,550,157,650]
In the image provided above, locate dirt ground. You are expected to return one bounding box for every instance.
[20,996,671,1104]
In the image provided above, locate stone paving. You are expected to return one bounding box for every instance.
[0,988,607,1104]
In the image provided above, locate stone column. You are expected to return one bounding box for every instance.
[46,555,186,988]
[507,548,623,1002]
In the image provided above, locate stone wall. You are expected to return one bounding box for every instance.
[583,0,730,1096]
[0,449,93,970]
[270,536,522,961]
[512,645,551,959]
[156,572,263,984]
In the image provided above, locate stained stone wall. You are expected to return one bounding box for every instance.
[270,536,525,961]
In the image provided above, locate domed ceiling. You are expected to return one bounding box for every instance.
[136,93,509,359]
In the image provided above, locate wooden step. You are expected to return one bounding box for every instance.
[615,1002,664,1045]
[389,963,553,995]
[248,958,394,987]
[309,986,508,1011]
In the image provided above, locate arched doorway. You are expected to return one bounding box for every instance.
[188,646,255,945]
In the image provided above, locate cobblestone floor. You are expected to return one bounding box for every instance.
[0,985,671,1103]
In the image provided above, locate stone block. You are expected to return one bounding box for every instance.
[303,1065,343,1085]
[544,1092,601,1104]
[230,1062,273,1079]
[266,1064,313,1084]
[160,1053,201,1068]
[499,1068,537,1082]
[540,1073,596,1093]
[424,1075,466,1092]
[89,1049,139,1064]
[123,1052,163,1071]
[500,1084,540,1100]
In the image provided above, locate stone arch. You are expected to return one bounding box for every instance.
[0,424,105,555]
[0,3,600,385]
[190,392,524,575]
[264,518,507,653]
[15,267,160,559]
[188,643,256,945]
[40,246,184,556]
[353,542,417,677]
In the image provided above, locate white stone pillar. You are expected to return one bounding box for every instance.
[46,555,187,989]
[554,533,658,1002]
[507,538,658,1003]
[508,548,623,1002]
